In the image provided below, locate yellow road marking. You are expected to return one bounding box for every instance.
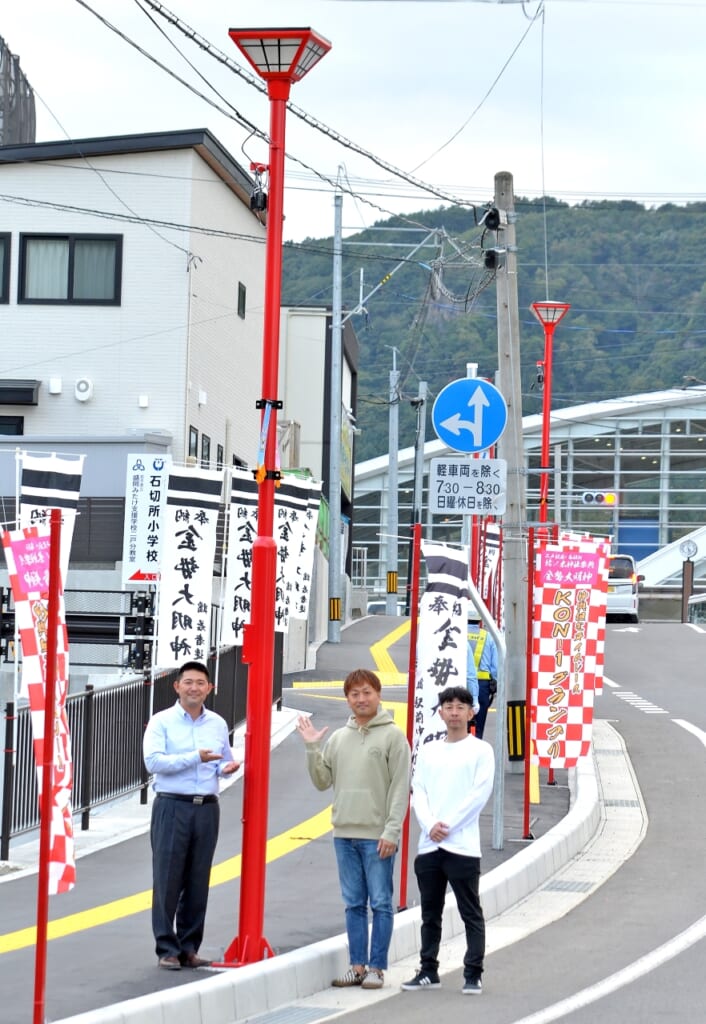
[371,620,410,677]
[1,621,411,955]
[0,806,334,955]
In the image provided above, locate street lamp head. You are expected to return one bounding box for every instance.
[530,301,571,327]
[228,27,331,83]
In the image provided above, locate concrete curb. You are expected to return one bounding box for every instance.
[55,751,599,1024]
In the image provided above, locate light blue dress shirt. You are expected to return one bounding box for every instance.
[143,701,236,796]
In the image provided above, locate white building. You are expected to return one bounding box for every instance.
[0,131,362,680]
[0,127,266,560]
[354,386,706,596]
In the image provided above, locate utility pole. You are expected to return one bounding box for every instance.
[328,190,343,641]
[412,380,427,527]
[494,171,527,764]
[405,380,427,614]
[386,350,400,614]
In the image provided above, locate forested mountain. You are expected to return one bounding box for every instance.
[282,198,706,462]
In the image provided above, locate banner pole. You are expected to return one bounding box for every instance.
[398,521,422,909]
[523,528,535,840]
[32,508,62,1024]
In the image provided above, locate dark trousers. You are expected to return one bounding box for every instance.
[150,796,220,958]
[414,847,485,981]
[474,679,492,738]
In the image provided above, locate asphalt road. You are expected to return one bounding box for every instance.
[324,621,706,1024]
[6,619,701,1023]
[0,616,569,1023]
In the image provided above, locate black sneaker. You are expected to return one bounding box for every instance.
[462,977,483,995]
[401,970,441,990]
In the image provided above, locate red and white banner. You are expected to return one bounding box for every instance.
[530,535,609,768]
[155,467,223,668]
[1,525,75,893]
[412,542,470,759]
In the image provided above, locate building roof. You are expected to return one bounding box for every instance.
[0,127,259,214]
[355,385,706,482]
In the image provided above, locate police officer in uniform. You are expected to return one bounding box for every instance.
[467,616,498,740]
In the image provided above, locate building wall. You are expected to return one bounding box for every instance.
[0,151,188,446]
[183,149,264,468]
[0,142,266,466]
[279,306,329,479]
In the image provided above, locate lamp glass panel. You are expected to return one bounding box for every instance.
[293,39,328,78]
[240,37,304,73]
[533,303,568,325]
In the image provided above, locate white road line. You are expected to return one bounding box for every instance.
[508,914,706,1024]
[685,623,706,634]
[673,719,706,748]
[508,717,706,1024]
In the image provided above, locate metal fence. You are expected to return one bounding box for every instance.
[0,642,282,860]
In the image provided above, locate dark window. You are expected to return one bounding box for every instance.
[609,556,635,580]
[216,444,224,469]
[201,434,211,469]
[0,234,9,303]
[0,415,23,434]
[19,234,122,305]
[0,380,39,405]
[237,281,246,319]
[188,426,199,458]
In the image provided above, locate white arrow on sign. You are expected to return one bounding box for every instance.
[440,385,490,447]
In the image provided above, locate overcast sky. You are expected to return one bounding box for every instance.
[2,1,705,242]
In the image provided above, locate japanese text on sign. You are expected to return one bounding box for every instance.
[429,457,507,516]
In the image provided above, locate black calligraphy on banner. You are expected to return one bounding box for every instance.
[155,467,223,668]
[221,471,322,646]
[412,542,471,764]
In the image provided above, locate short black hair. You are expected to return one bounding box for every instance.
[438,685,473,706]
[177,660,211,682]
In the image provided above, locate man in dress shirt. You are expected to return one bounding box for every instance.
[143,660,240,970]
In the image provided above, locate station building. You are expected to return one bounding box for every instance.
[353,386,706,598]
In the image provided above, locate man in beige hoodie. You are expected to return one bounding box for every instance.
[296,668,410,991]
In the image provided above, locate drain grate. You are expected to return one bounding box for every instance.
[542,879,594,893]
[603,799,641,807]
[243,1006,337,1024]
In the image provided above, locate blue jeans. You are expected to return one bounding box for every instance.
[333,837,396,970]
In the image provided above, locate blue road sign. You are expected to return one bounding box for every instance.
[432,378,508,453]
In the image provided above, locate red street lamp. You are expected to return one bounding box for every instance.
[529,301,570,524]
[219,26,331,967]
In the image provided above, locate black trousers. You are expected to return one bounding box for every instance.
[414,847,485,981]
[150,796,220,958]
[474,679,492,738]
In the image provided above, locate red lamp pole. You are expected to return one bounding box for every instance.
[218,28,331,967]
[529,301,569,788]
[530,302,570,524]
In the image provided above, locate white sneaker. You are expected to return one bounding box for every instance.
[361,968,384,989]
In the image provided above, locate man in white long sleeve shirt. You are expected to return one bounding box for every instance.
[401,685,494,995]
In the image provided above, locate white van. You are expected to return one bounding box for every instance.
[607,554,644,623]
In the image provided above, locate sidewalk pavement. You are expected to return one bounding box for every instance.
[0,616,642,1024]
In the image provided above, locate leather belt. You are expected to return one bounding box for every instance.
[157,793,218,805]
